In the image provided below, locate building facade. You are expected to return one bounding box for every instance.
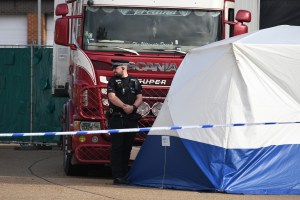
[0,0,54,45]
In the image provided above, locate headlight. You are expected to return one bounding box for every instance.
[152,102,163,117]
[102,98,109,106]
[137,102,150,117]
[79,121,101,131]
[101,88,107,94]
[79,135,86,142]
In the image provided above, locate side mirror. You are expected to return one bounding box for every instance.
[54,3,69,46]
[55,3,69,16]
[236,10,251,23]
[54,18,69,46]
[233,10,251,36]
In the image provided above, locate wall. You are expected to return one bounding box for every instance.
[0,0,54,45]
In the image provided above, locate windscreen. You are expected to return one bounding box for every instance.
[83,7,221,53]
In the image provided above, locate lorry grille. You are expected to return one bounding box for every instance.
[75,144,111,163]
[77,85,169,141]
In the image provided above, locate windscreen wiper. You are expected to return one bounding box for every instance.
[114,47,140,56]
[143,48,186,55]
[163,49,187,55]
[98,40,125,43]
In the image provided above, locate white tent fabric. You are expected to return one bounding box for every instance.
[128,25,300,194]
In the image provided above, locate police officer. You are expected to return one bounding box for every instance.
[107,59,143,184]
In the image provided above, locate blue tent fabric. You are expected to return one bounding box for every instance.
[127,26,300,194]
[128,135,219,191]
[128,135,300,194]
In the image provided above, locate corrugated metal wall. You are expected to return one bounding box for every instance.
[0,46,67,144]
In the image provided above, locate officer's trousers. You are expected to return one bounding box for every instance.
[108,116,137,178]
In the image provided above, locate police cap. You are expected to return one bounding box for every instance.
[111,59,130,69]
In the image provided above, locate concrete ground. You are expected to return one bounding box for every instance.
[0,144,299,200]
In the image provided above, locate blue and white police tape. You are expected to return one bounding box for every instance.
[1,121,300,137]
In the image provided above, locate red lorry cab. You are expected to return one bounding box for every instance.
[52,0,250,175]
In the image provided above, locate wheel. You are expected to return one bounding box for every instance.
[63,136,76,176]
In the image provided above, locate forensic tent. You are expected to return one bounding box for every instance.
[127,25,300,194]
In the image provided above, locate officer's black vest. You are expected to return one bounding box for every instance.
[109,76,138,114]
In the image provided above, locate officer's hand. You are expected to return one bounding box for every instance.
[123,104,134,114]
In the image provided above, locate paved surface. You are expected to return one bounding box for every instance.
[0,144,299,200]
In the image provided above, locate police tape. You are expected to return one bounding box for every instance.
[0,121,300,137]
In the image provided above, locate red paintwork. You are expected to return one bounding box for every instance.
[58,0,250,166]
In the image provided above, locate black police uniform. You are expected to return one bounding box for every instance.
[107,75,142,179]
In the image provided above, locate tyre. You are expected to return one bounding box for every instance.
[62,136,76,176]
